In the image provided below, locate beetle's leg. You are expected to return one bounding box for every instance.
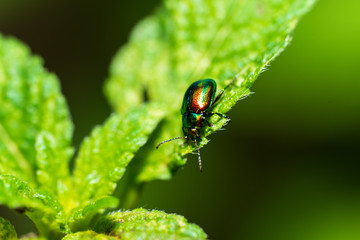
[213,89,224,106]
[201,115,213,127]
[206,112,231,122]
[213,112,230,121]
[213,76,238,105]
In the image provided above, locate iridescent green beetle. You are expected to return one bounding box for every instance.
[156,79,230,172]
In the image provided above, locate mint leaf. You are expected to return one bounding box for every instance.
[0,174,61,215]
[67,104,163,231]
[72,104,164,205]
[35,131,74,207]
[0,34,73,186]
[19,237,46,240]
[0,174,66,236]
[67,196,118,232]
[93,208,207,240]
[105,0,316,181]
[62,231,118,240]
[0,34,77,237]
[0,216,17,240]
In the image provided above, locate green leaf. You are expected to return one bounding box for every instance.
[19,237,47,240]
[35,131,74,208]
[0,34,73,186]
[93,208,207,240]
[67,196,119,232]
[0,174,66,236]
[0,174,61,213]
[105,0,316,181]
[62,231,118,240]
[19,236,47,240]
[0,216,17,240]
[72,103,164,205]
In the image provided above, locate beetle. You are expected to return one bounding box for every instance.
[156,78,231,172]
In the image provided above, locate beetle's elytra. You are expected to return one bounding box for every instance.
[156,79,230,172]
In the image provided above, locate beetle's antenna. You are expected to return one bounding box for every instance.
[194,138,202,172]
[156,136,187,149]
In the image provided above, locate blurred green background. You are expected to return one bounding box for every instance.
[1,0,360,239]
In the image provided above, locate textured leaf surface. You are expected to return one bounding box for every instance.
[0,34,73,186]
[68,196,119,232]
[105,0,316,181]
[19,236,47,240]
[73,104,164,205]
[35,131,74,208]
[0,174,65,235]
[62,231,118,240]
[0,216,17,240]
[93,208,207,240]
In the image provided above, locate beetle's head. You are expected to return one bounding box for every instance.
[182,112,202,140]
[186,127,200,140]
